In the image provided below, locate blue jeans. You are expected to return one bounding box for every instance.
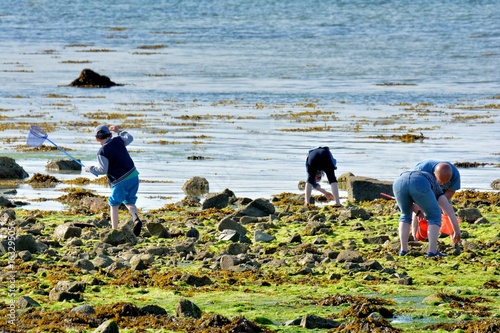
[108,176,139,206]
[393,172,441,226]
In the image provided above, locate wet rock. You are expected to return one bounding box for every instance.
[101,228,137,246]
[15,234,40,253]
[398,276,413,285]
[347,176,393,202]
[288,233,302,243]
[181,274,213,287]
[491,179,500,190]
[49,281,85,302]
[254,230,275,242]
[0,156,29,179]
[173,239,196,256]
[146,221,170,238]
[17,250,32,261]
[0,209,16,224]
[456,207,482,223]
[0,196,15,208]
[176,298,202,319]
[18,295,41,309]
[359,260,384,271]
[220,254,239,270]
[53,223,82,240]
[130,254,153,271]
[182,176,209,196]
[235,198,275,217]
[202,192,229,209]
[94,319,119,333]
[474,216,489,225]
[92,254,115,269]
[363,235,390,244]
[219,229,240,242]
[45,159,82,172]
[186,227,199,239]
[300,314,340,329]
[226,317,267,332]
[105,261,128,273]
[303,221,330,236]
[71,304,96,315]
[217,216,248,236]
[226,242,249,255]
[69,68,117,88]
[339,207,370,221]
[74,259,95,272]
[198,314,232,329]
[140,304,167,316]
[336,250,364,263]
[298,253,319,266]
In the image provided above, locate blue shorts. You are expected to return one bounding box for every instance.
[393,172,442,226]
[108,176,139,207]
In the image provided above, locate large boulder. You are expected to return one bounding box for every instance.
[347,176,393,201]
[46,159,82,172]
[69,69,117,88]
[0,157,29,179]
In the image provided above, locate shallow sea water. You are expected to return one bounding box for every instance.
[0,0,498,211]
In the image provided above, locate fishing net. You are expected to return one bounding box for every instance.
[27,125,48,147]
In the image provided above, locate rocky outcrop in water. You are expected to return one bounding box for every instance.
[69,69,117,88]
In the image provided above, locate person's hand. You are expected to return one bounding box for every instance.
[324,192,334,201]
[415,210,426,222]
[109,125,119,133]
[84,166,90,172]
[451,231,461,245]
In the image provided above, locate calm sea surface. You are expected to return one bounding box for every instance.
[0,0,499,211]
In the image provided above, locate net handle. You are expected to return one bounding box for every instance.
[27,125,98,176]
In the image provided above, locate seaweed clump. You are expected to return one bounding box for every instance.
[27,173,60,187]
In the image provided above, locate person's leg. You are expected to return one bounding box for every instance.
[393,174,413,254]
[126,204,139,221]
[110,205,119,229]
[329,182,341,205]
[427,224,440,254]
[305,182,313,205]
[122,176,141,236]
[411,214,419,240]
[409,173,442,255]
[399,221,411,254]
[108,185,126,229]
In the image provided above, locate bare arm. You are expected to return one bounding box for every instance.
[444,189,455,201]
[315,184,334,201]
[437,195,461,244]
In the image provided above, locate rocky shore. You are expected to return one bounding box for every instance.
[0,166,499,332]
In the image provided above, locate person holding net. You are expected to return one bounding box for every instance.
[85,125,142,236]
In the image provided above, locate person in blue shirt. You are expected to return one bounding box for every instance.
[413,160,460,200]
[393,168,461,258]
[304,147,341,206]
[85,125,142,236]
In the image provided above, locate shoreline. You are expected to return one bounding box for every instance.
[0,189,499,332]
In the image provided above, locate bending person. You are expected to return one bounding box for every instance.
[413,160,460,201]
[304,147,341,206]
[393,170,460,258]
